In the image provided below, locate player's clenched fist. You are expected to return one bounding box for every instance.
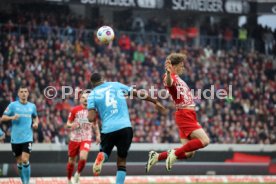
[33,123,38,129]
[165,59,172,73]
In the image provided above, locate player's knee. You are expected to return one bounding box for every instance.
[79,156,87,161]
[79,152,88,160]
[68,157,75,164]
[21,155,29,164]
[21,158,29,164]
[201,137,210,147]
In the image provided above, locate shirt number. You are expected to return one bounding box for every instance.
[105,89,117,108]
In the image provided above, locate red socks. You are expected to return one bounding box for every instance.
[175,139,204,157]
[158,149,187,160]
[67,159,87,180]
[158,152,168,161]
[77,160,86,173]
[67,163,74,180]
[176,152,187,159]
[158,139,204,161]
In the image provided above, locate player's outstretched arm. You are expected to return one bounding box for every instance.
[1,114,19,122]
[131,90,167,115]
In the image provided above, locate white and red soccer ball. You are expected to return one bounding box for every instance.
[96,26,115,44]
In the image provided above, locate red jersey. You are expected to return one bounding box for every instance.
[163,73,195,109]
[68,105,92,142]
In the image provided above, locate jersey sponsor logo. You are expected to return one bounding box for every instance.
[70,108,93,141]
[78,119,89,123]
[76,110,89,123]
[18,114,32,118]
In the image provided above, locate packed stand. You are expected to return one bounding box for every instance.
[0,30,275,144]
[1,4,275,54]
[0,7,275,144]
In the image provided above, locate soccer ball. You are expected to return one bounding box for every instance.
[96,26,115,44]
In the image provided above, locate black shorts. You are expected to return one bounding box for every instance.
[11,142,32,157]
[100,127,133,158]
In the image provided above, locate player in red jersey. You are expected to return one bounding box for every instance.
[146,53,210,172]
[66,92,100,184]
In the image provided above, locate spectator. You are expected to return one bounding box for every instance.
[0,10,275,144]
[118,34,131,52]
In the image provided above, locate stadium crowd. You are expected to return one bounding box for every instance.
[1,3,276,54]
[0,32,275,144]
[0,7,275,144]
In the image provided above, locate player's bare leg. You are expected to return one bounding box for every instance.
[74,150,89,184]
[166,128,209,171]
[116,156,127,184]
[146,139,195,173]
[67,157,76,184]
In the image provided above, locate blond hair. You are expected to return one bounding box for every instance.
[167,53,186,65]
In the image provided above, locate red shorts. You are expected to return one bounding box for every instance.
[68,140,91,157]
[175,109,202,139]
